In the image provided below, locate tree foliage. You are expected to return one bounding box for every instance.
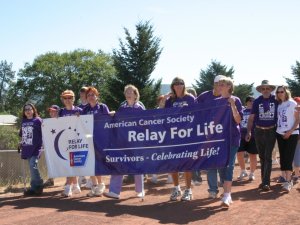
[193,60,234,94]
[105,21,163,110]
[234,83,254,105]
[0,60,15,111]
[286,60,300,97]
[5,49,115,116]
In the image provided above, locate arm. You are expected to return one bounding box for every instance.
[228,97,241,124]
[283,110,300,139]
[245,114,255,142]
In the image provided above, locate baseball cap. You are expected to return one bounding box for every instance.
[214,75,226,83]
[48,105,60,111]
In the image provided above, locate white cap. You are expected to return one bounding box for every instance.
[214,75,226,83]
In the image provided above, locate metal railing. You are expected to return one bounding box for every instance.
[0,150,48,187]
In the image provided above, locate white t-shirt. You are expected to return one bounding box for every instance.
[276,99,299,135]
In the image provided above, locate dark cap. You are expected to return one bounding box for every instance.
[48,105,60,111]
[245,96,254,102]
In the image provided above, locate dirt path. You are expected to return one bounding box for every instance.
[0,164,299,225]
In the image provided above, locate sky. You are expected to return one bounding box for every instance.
[1,0,300,87]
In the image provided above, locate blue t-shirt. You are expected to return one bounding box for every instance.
[251,95,278,127]
[19,117,43,159]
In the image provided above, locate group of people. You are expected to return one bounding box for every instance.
[18,76,300,208]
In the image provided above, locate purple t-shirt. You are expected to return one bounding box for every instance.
[215,96,243,147]
[19,117,43,159]
[165,94,196,108]
[196,90,220,103]
[59,106,83,117]
[118,101,145,112]
[251,95,278,127]
[77,103,88,110]
[82,103,110,115]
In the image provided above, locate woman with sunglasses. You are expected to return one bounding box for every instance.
[275,85,299,192]
[165,77,196,201]
[19,103,44,196]
[59,90,83,197]
[82,86,110,197]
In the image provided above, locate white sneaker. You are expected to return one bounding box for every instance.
[282,181,292,192]
[237,171,248,180]
[249,173,255,181]
[221,196,233,207]
[208,191,217,199]
[94,183,105,196]
[78,176,87,187]
[136,191,145,198]
[166,175,173,184]
[170,187,182,201]
[72,184,81,194]
[104,191,120,199]
[272,159,279,165]
[181,189,193,201]
[62,184,72,197]
[85,178,93,189]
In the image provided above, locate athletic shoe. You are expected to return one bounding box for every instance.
[262,185,271,191]
[72,184,81,194]
[104,191,120,199]
[191,180,202,186]
[237,171,248,180]
[136,191,145,198]
[43,179,54,187]
[249,173,255,181]
[181,189,193,201]
[85,178,93,189]
[62,184,72,197]
[282,182,293,192]
[221,196,233,207]
[78,176,87,187]
[272,159,279,165]
[166,175,173,184]
[208,191,218,199]
[170,187,182,201]
[87,183,105,197]
[277,176,287,183]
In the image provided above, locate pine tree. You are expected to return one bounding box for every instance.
[105,21,162,110]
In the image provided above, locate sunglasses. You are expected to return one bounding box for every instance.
[24,107,33,111]
[276,91,284,94]
[173,82,184,86]
[261,87,271,91]
[63,97,73,100]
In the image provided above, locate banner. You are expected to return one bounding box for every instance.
[94,99,231,175]
[42,99,231,177]
[42,115,95,177]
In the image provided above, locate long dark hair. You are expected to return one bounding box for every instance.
[22,103,39,119]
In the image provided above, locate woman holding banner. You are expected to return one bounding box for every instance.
[165,77,196,201]
[217,77,243,207]
[19,103,44,196]
[59,90,83,197]
[104,84,145,199]
[82,86,111,197]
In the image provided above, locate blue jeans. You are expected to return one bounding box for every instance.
[207,169,221,194]
[28,156,43,191]
[219,146,239,182]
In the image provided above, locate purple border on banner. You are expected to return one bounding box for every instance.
[93,99,231,175]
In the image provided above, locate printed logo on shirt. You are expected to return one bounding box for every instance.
[258,102,276,121]
[22,125,34,145]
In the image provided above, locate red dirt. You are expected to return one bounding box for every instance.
[0,163,299,225]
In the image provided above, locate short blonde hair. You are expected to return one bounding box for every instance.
[124,84,140,102]
[60,90,75,102]
[219,77,234,94]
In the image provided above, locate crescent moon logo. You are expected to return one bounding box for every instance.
[54,129,67,160]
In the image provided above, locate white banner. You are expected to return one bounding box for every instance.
[42,115,95,178]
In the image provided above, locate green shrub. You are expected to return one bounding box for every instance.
[0,126,19,150]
